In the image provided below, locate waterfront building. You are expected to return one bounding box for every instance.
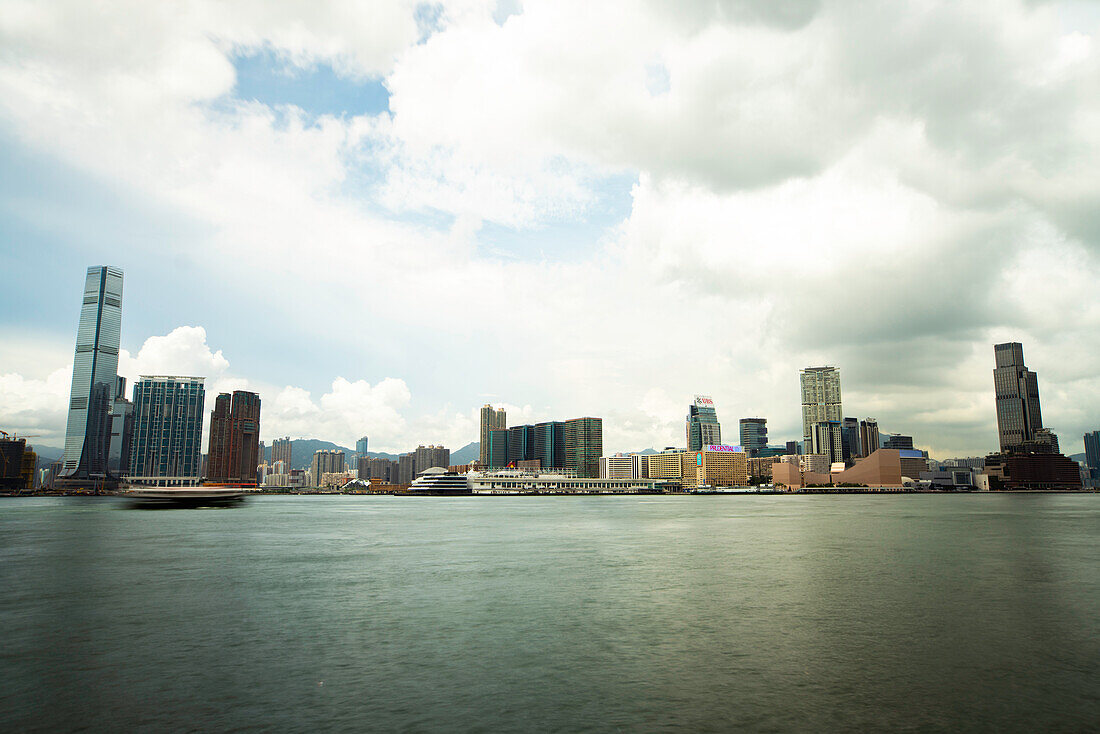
[810,421,844,465]
[271,437,292,468]
[859,419,880,458]
[128,376,205,486]
[414,445,450,471]
[900,449,930,479]
[993,342,1043,453]
[207,390,261,485]
[600,453,638,479]
[508,425,534,464]
[983,453,1082,490]
[0,435,35,490]
[883,434,914,451]
[685,446,749,489]
[533,421,566,470]
[748,456,778,481]
[739,418,767,456]
[479,404,507,465]
[800,453,831,474]
[800,367,842,452]
[61,265,124,483]
[686,396,722,452]
[310,450,346,487]
[107,376,133,478]
[488,428,510,469]
[470,470,661,494]
[1029,428,1060,454]
[1085,431,1100,470]
[942,456,986,470]
[356,436,369,458]
[409,467,471,494]
[564,417,603,478]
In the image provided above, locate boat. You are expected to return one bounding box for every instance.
[122,486,246,508]
[406,467,471,495]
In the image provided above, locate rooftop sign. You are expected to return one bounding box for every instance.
[694,395,715,407]
[705,445,744,453]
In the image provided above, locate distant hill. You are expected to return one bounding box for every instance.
[450,441,479,465]
[1069,452,1085,464]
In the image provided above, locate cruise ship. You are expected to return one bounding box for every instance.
[407,467,471,495]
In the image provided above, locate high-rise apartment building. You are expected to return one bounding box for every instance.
[61,266,124,482]
[398,452,416,484]
[739,418,767,455]
[128,376,205,485]
[686,396,721,452]
[994,342,1043,452]
[479,404,507,465]
[356,436,369,458]
[800,366,842,451]
[207,391,262,485]
[859,418,880,458]
[310,450,345,486]
[272,437,292,468]
[415,445,450,471]
[564,417,602,478]
[810,420,844,465]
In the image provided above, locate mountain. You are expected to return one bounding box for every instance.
[1069,453,1085,464]
[261,439,406,470]
[450,441,479,465]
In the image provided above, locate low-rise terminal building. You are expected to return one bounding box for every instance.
[470,470,662,494]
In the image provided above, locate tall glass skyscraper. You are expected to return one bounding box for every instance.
[61,266,124,481]
[994,342,1043,452]
[686,396,721,451]
[739,418,767,455]
[356,436,369,458]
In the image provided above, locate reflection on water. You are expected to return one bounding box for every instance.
[1,494,1098,731]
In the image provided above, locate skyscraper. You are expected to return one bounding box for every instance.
[993,342,1043,452]
[488,428,510,468]
[61,266,124,482]
[128,376,205,485]
[356,436,369,458]
[686,396,721,451]
[207,390,262,485]
[800,367,842,451]
[415,445,450,471]
[564,417,602,478]
[1084,431,1100,470]
[739,418,767,455]
[479,404,507,465]
[311,449,346,486]
[272,436,292,468]
[810,420,844,465]
[107,376,134,477]
[841,417,860,460]
[859,418,880,458]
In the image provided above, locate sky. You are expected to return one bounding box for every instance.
[2,0,1100,458]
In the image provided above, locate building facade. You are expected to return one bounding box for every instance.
[414,445,450,472]
[739,418,767,456]
[271,437,292,468]
[207,390,262,485]
[1085,431,1100,470]
[479,404,507,465]
[61,265,125,482]
[356,436,369,458]
[810,421,845,465]
[128,376,205,485]
[686,396,722,452]
[993,342,1043,452]
[488,428,510,469]
[859,418,880,458]
[564,417,603,478]
[107,376,134,478]
[800,367,842,451]
[310,450,346,486]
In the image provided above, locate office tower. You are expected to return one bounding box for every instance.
[785,440,801,455]
[994,342,1043,452]
[415,445,450,471]
[508,425,538,465]
[310,449,346,486]
[356,436,369,458]
[841,417,860,460]
[479,404,507,465]
[533,421,566,469]
[686,395,722,451]
[739,418,767,456]
[564,417,602,478]
[1085,431,1100,470]
[883,434,913,450]
[859,418,880,457]
[800,367,842,451]
[128,376,205,484]
[272,436,292,468]
[810,421,844,465]
[488,428,510,468]
[107,376,134,478]
[60,266,124,481]
[207,391,262,485]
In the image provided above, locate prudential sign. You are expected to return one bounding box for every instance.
[706,445,744,453]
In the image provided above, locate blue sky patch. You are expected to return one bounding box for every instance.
[231,47,390,117]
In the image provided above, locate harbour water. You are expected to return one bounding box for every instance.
[2,494,1098,731]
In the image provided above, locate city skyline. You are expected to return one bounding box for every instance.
[3,3,1100,459]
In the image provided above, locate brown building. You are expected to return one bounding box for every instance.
[984,453,1082,490]
[206,391,261,485]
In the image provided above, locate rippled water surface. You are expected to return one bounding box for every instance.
[2,494,1098,732]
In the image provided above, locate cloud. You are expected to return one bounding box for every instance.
[0,366,72,445]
